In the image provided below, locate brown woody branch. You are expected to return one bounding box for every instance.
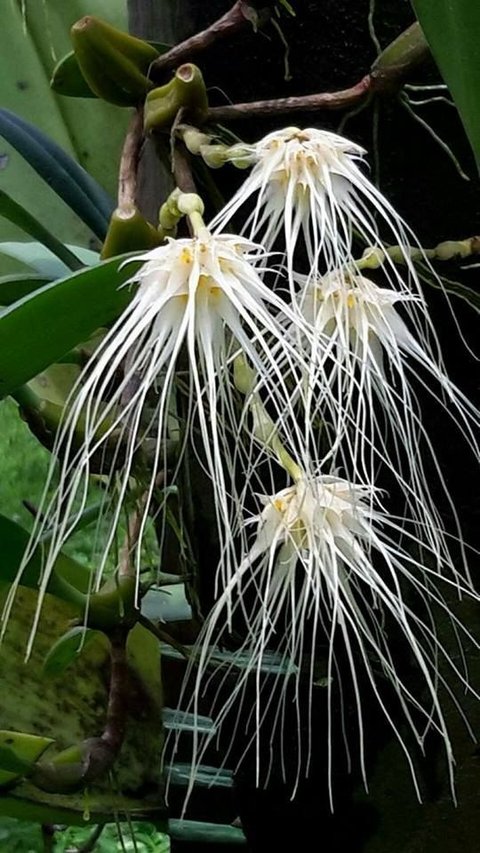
[206,57,434,123]
[81,628,130,783]
[207,75,373,122]
[118,108,144,209]
[150,1,265,78]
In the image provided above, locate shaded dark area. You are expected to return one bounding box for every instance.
[130,2,480,851]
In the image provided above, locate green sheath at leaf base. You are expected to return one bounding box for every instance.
[101,207,164,259]
[71,16,159,106]
[144,64,209,133]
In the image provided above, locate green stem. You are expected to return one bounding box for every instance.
[357,235,480,269]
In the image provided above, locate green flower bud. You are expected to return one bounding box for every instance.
[234,353,256,395]
[179,124,213,155]
[199,143,230,169]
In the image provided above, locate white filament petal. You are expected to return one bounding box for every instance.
[4,232,313,651]
[293,269,479,580]
[214,126,425,292]
[172,473,480,810]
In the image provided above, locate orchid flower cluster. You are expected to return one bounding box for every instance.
[10,127,480,803]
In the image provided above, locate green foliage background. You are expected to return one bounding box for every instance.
[1,0,128,253]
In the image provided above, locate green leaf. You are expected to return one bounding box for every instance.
[0,254,139,399]
[0,241,99,278]
[0,109,114,239]
[127,624,163,715]
[412,0,480,167]
[0,191,83,271]
[43,627,101,676]
[0,584,166,827]
[0,514,92,601]
[51,51,97,98]
[0,0,129,249]
[0,274,50,306]
[0,732,53,788]
[51,42,172,100]
[55,822,170,852]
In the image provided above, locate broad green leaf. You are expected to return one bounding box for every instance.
[412,0,480,166]
[27,362,81,407]
[0,731,53,787]
[0,513,91,600]
[0,241,99,277]
[127,624,163,715]
[0,254,139,399]
[0,1,128,247]
[51,51,97,98]
[43,627,101,676]
[169,819,246,845]
[0,793,165,829]
[0,109,113,239]
[0,274,49,306]
[0,190,83,271]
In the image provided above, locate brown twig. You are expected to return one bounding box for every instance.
[82,628,130,783]
[209,75,374,121]
[118,109,144,209]
[138,612,191,661]
[173,142,197,196]
[151,1,261,78]
[204,39,430,123]
[99,631,130,754]
[207,75,374,122]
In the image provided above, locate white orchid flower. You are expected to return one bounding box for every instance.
[212,126,419,289]
[175,472,479,810]
[294,269,479,574]
[6,215,313,653]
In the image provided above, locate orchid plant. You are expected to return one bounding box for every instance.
[0,2,479,848]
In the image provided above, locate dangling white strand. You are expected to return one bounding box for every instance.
[213,126,423,295]
[2,227,315,654]
[291,269,479,584]
[171,470,480,813]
